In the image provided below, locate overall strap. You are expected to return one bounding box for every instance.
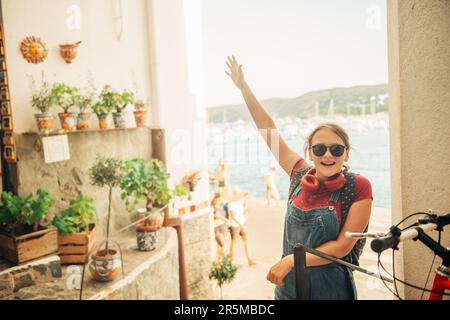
[340,171,367,266]
[329,189,341,204]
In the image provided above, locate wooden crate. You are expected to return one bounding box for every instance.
[0,228,58,265]
[58,224,97,264]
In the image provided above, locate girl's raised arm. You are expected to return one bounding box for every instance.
[225,55,305,175]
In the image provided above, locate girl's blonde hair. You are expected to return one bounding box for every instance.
[303,123,351,170]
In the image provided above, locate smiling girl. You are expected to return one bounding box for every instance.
[225,55,372,300]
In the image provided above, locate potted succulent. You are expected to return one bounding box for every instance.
[76,79,96,130]
[133,99,148,127]
[51,82,79,131]
[0,189,58,264]
[88,157,123,282]
[29,73,54,134]
[209,255,238,300]
[51,194,98,264]
[119,158,190,251]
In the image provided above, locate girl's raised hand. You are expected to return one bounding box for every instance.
[225,55,246,89]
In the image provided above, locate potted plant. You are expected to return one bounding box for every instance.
[51,194,98,264]
[98,85,134,129]
[29,73,54,134]
[133,99,148,127]
[88,157,123,282]
[51,82,79,131]
[119,158,190,251]
[209,255,238,300]
[91,101,112,129]
[0,189,58,264]
[76,79,96,130]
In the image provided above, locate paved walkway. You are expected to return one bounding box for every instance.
[219,198,394,300]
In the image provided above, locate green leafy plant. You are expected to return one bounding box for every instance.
[91,101,111,117]
[89,157,123,253]
[29,73,53,113]
[208,256,238,300]
[51,195,98,235]
[51,83,79,113]
[119,158,191,226]
[133,99,146,111]
[98,85,135,113]
[76,78,97,114]
[0,189,55,236]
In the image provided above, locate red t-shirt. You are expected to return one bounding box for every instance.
[290,158,373,226]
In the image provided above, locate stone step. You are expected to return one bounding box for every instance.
[0,255,62,299]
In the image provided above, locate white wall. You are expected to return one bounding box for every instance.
[3,0,152,131]
[3,0,210,216]
[146,0,209,215]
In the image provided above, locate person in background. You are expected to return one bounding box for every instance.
[228,187,257,267]
[211,193,230,262]
[215,160,229,199]
[266,166,281,207]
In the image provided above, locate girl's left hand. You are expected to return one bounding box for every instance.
[266,255,294,286]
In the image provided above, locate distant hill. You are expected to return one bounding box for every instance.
[206,84,388,123]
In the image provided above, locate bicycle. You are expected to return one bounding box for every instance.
[294,211,450,300]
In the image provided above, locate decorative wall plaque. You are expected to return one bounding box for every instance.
[20,36,48,64]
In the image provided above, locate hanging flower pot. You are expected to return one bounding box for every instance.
[59,41,81,64]
[133,109,147,127]
[34,112,54,133]
[112,111,128,129]
[77,113,91,130]
[58,112,77,131]
[136,224,160,251]
[88,248,121,282]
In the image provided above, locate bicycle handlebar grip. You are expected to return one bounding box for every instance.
[371,234,400,253]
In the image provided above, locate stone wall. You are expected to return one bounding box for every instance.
[0,256,62,299]
[5,127,214,300]
[182,211,214,299]
[87,228,180,300]
[11,127,158,234]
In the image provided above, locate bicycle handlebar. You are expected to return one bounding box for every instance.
[371,222,438,253]
[345,212,450,254]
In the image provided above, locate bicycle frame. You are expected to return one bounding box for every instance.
[293,214,450,300]
[293,244,394,300]
[429,267,450,300]
[412,227,450,300]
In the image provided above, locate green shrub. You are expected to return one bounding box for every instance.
[0,189,55,236]
[51,195,98,235]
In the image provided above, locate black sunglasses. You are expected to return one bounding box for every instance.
[310,144,346,157]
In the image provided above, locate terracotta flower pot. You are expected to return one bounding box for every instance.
[59,41,81,64]
[89,248,121,282]
[136,223,160,251]
[58,112,77,131]
[97,113,109,129]
[34,112,54,134]
[77,113,91,130]
[133,109,148,127]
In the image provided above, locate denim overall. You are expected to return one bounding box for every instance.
[274,172,359,300]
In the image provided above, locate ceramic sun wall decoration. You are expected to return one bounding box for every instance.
[20,36,48,64]
[59,41,81,64]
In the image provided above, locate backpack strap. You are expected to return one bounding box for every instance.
[340,171,367,266]
[287,163,312,201]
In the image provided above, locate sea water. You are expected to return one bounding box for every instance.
[207,113,391,208]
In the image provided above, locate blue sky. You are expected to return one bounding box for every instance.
[200,0,388,107]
